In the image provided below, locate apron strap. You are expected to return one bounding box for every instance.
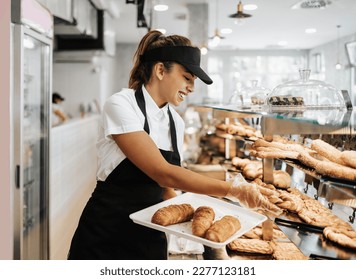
[135,88,150,134]
[134,87,179,154]
[167,106,178,153]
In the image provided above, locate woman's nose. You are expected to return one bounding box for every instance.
[187,83,194,93]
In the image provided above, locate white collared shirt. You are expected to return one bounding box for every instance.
[96,86,185,181]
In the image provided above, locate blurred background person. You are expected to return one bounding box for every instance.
[52,92,68,126]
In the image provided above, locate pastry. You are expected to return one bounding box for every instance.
[192,206,215,237]
[271,242,308,260]
[228,238,273,254]
[323,226,356,250]
[151,203,194,226]
[205,215,241,243]
[276,190,304,213]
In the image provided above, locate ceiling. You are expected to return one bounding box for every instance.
[107,0,356,50]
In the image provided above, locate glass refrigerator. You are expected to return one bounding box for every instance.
[11,0,53,259]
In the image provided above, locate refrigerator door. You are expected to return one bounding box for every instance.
[12,25,52,260]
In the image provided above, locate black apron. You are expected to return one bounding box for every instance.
[68,88,181,260]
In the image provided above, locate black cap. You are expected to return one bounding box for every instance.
[140,46,213,85]
[52,92,65,102]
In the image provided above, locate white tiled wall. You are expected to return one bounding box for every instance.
[49,115,99,259]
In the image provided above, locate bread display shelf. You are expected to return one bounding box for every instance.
[195,105,355,200]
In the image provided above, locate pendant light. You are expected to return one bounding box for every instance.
[229,1,252,19]
[335,25,342,70]
[209,0,225,47]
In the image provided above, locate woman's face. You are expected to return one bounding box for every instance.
[161,63,196,107]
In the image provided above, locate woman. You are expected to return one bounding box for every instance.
[68,30,281,260]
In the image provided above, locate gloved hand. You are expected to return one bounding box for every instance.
[225,174,283,216]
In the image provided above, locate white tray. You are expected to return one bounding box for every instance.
[129,192,267,248]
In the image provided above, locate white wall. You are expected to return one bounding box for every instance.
[52,54,117,117]
[309,32,356,103]
[0,0,13,260]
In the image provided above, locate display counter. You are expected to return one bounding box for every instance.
[183,104,356,260]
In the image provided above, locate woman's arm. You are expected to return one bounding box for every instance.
[112,131,231,197]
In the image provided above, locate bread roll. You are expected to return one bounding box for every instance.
[192,206,215,237]
[231,157,251,169]
[151,204,194,226]
[205,215,241,242]
[272,170,291,189]
[340,150,356,169]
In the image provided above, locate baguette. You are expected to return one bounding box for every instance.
[297,151,356,181]
[340,150,356,169]
[151,204,194,226]
[192,206,215,237]
[311,139,343,165]
[205,215,241,243]
[253,147,299,159]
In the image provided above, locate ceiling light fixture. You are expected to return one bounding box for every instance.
[153,0,168,12]
[335,24,342,70]
[305,28,317,34]
[209,0,225,47]
[221,28,233,34]
[229,1,252,19]
[278,41,288,47]
[200,45,208,55]
[243,4,258,11]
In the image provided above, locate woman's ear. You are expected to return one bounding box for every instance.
[153,62,165,81]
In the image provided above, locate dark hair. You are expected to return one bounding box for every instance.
[128,30,193,90]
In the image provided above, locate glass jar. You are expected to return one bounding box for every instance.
[229,80,270,107]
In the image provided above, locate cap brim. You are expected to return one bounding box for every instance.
[182,64,213,85]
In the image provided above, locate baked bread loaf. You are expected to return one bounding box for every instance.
[297,151,356,181]
[311,139,343,165]
[151,204,194,226]
[192,206,215,237]
[242,162,263,180]
[205,215,241,243]
[251,147,299,160]
[231,157,251,169]
[340,150,356,169]
[272,170,291,189]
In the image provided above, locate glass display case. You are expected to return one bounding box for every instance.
[229,80,270,108]
[266,69,348,110]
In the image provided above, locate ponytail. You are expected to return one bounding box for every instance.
[128,30,193,90]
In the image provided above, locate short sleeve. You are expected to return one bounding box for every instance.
[102,92,144,138]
